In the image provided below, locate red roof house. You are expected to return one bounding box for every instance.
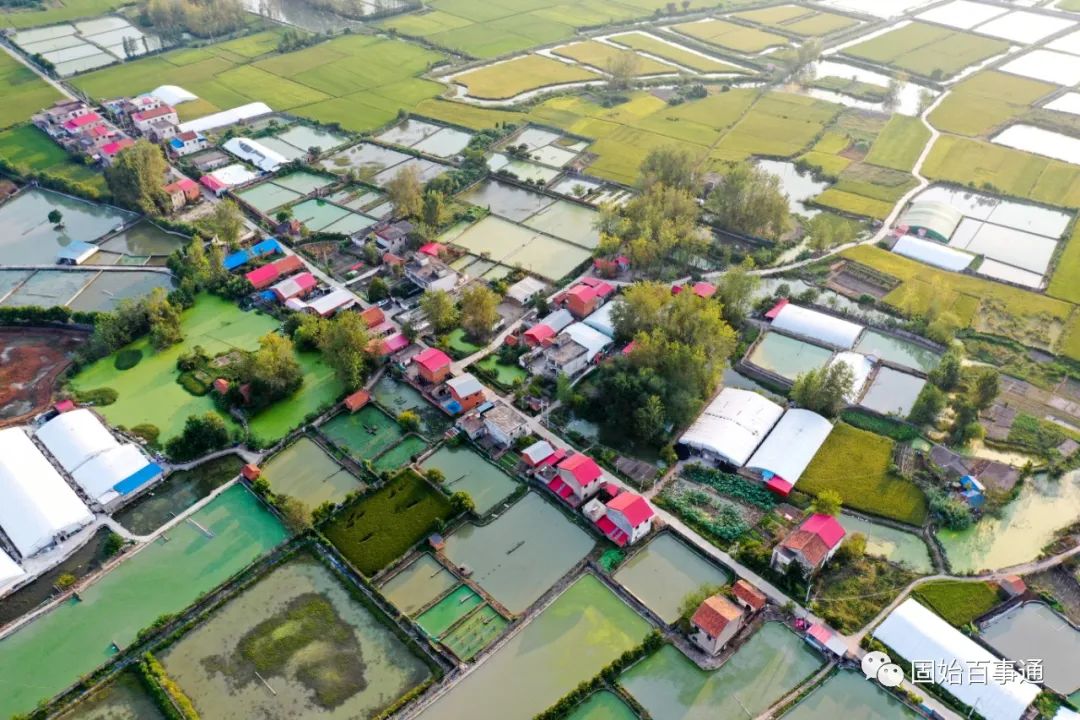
[731,579,768,612]
[418,242,445,257]
[691,281,716,299]
[690,594,744,655]
[359,306,385,329]
[565,284,599,319]
[771,513,846,574]
[521,439,556,468]
[344,389,371,412]
[163,177,200,204]
[200,174,228,195]
[523,323,555,347]
[241,464,261,481]
[100,138,135,159]
[245,255,305,290]
[212,378,230,395]
[271,272,317,301]
[413,347,452,384]
[63,112,102,132]
[578,276,615,297]
[999,575,1026,597]
[549,452,603,506]
[598,492,654,546]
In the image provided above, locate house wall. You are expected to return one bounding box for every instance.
[453,390,485,412]
[691,619,739,656]
[420,365,450,384]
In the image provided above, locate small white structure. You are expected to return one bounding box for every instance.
[521,439,556,467]
[207,163,258,188]
[690,594,744,656]
[582,300,618,338]
[222,137,287,173]
[830,351,874,402]
[303,289,357,317]
[770,303,864,349]
[0,428,93,557]
[505,276,548,305]
[0,548,26,593]
[563,322,612,361]
[178,102,272,134]
[71,444,156,509]
[892,235,974,272]
[679,388,784,467]
[543,322,612,378]
[746,409,833,495]
[874,599,1039,720]
[150,85,197,106]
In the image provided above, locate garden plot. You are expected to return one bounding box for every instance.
[442,493,594,613]
[1001,50,1080,85]
[859,367,926,417]
[160,554,430,720]
[994,124,1080,166]
[421,446,518,516]
[262,437,363,507]
[613,533,730,623]
[12,16,161,77]
[841,21,1009,79]
[379,554,458,615]
[916,0,1008,30]
[376,118,474,159]
[972,10,1074,44]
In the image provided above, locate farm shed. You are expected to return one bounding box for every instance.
[0,428,93,557]
[223,137,287,173]
[178,102,272,134]
[562,322,613,362]
[770,303,864,349]
[898,201,963,243]
[892,235,973,272]
[746,409,833,496]
[583,300,619,338]
[679,388,784,467]
[37,408,120,473]
[874,599,1039,720]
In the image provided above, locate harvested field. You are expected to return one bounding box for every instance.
[0,328,85,427]
[669,18,789,53]
[453,55,601,100]
[607,32,743,73]
[731,5,860,36]
[551,40,674,75]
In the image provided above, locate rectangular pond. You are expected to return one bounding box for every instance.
[853,330,939,372]
[1,269,94,307]
[0,485,287,719]
[441,603,508,661]
[415,574,650,720]
[779,669,919,720]
[837,514,933,573]
[321,405,405,460]
[57,671,166,720]
[521,199,601,249]
[379,554,458,616]
[67,271,175,313]
[859,367,926,418]
[0,188,136,265]
[161,553,431,720]
[747,332,833,381]
[913,185,1071,238]
[113,455,243,536]
[443,493,594,613]
[621,623,824,720]
[373,435,428,473]
[613,533,731,624]
[566,690,638,720]
[416,584,483,637]
[421,445,519,516]
[459,179,555,222]
[236,182,304,213]
[371,377,452,435]
[263,436,363,508]
[979,602,1080,697]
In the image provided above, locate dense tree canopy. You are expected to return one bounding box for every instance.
[387,164,423,219]
[459,285,499,341]
[597,184,707,275]
[790,362,854,417]
[105,140,168,215]
[238,332,303,411]
[638,146,699,193]
[317,311,373,391]
[705,162,791,240]
[420,289,459,333]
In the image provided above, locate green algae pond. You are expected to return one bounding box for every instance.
[421,445,519,516]
[262,437,363,508]
[374,434,429,473]
[416,574,650,720]
[379,554,459,615]
[0,485,287,719]
[474,354,529,387]
[620,623,824,720]
[779,670,919,720]
[441,603,508,661]
[56,672,166,720]
[838,514,933,574]
[247,350,344,445]
[613,533,731,624]
[321,405,404,460]
[567,690,638,720]
[443,493,594,613]
[938,471,1080,572]
[854,330,940,373]
[417,585,483,637]
[371,377,452,435]
[112,455,243,536]
[160,553,430,720]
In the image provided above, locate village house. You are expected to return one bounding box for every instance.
[271,272,318,302]
[162,178,200,211]
[100,138,136,166]
[690,594,744,656]
[771,513,846,575]
[168,131,207,157]
[344,389,371,413]
[596,492,654,546]
[412,347,453,384]
[34,100,93,134]
[547,452,603,506]
[404,254,459,292]
[244,255,305,290]
[541,322,611,378]
[521,439,559,468]
[482,402,528,447]
[731,579,768,614]
[371,220,415,254]
[446,373,486,413]
[131,105,178,136]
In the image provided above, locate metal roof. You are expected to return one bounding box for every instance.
[746,409,832,487]
[899,200,964,241]
[679,388,784,466]
[771,303,864,350]
[892,235,974,272]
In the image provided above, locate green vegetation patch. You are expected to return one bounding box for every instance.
[670,18,789,54]
[324,469,453,575]
[912,580,1001,626]
[1007,413,1077,457]
[454,54,601,100]
[114,348,143,371]
[813,555,919,633]
[0,52,62,130]
[732,5,859,36]
[800,422,928,525]
[0,124,108,197]
[711,91,840,163]
[864,115,930,172]
[1048,222,1080,303]
[929,71,1055,138]
[608,32,742,73]
[812,188,894,219]
[843,22,1008,80]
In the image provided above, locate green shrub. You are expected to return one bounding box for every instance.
[114,348,143,371]
[74,387,118,406]
[177,371,210,396]
[840,409,921,441]
[130,423,161,446]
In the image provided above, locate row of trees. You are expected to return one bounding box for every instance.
[85,286,185,359]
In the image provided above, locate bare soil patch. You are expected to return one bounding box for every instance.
[0,327,86,427]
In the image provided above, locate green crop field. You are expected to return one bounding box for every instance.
[711,92,840,163]
[800,423,928,526]
[71,32,446,133]
[669,18,789,53]
[413,99,525,129]
[864,116,930,172]
[912,581,1001,626]
[323,469,453,576]
[928,71,1055,137]
[843,22,1008,80]
[454,54,600,100]
[812,188,894,219]
[731,5,859,36]
[0,124,108,196]
[0,52,61,129]
[608,32,743,73]
[1048,222,1080,304]
[551,40,676,76]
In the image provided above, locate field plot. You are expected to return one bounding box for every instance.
[0,0,130,29]
[801,423,927,524]
[56,672,166,720]
[994,124,1080,167]
[442,493,594,612]
[0,52,62,128]
[452,55,601,100]
[0,485,286,720]
[864,116,930,171]
[422,445,519,515]
[0,125,107,195]
[606,32,744,73]
[11,16,162,76]
[613,533,730,623]
[711,92,840,163]
[842,21,1008,79]
[731,5,861,36]
[551,40,675,75]
[262,437,363,508]
[916,0,1006,30]
[1049,223,1080,302]
[161,554,430,720]
[72,33,446,133]
[669,18,789,53]
[379,554,458,615]
[324,469,453,575]
[929,71,1054,137]
[321,405,405,460]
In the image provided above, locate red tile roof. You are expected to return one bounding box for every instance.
[413,347,451,373]
[101,138,135,156]
[63,112,101,130]
[692,595,742,637]
[605,492,653,527]
[383,333,409,353]
[546,476,577,504]
[578,276,614,297]
[344,389,370,412]
[691,281,716,299]
[566,284,596,303]
[359,305,385,329]
[765,476,793,497]
[801,514,845,549]
[178,130,198,141]
[524,324,555,344]
[241,463,261,481]
[765,298,789,320]
[596,515,628,546]
[200,175,227,192]
[807,623,833,646]
[537,447,566,468]
[781,530,831,568]
[418,242,444,257]
[732,579,767,611]
[132,105,175,122]
[558,453,602,486]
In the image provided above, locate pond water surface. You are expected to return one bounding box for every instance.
[980,602,1080,698]
[757,160,828,217]
[262,436,363,508]
[113,455,242,535]
[779,670,919,720]
[613,533,730,623]
[859,367,926,417]
[379,554,458,615]
[854,330,939,372]
[57,672,166,720]
[837,514,933,573]
[747,332,833,381]
[993,124,1080,166]
[566,691,638,720]
[0,189,136,265]
[421,445,519,516]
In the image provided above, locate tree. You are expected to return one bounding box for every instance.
[605,184,706,274]
[241,333,303,408]
[279,496,311,533]
[290,313,326,351]
[633,394,667,444]
[459,284,499,341]
[908,383,945,425]
[47,209,63,227]
[317,312,372,391]
[885,71,908,112]
[165,412,230,460]
[835,532,866,564]
[789,37,822,82]
[790,362,854,417]
[425,468,445,484]
[387,164,423,219]
[607,50,640,91]
[929,348,962,390]
[450,490,475,515]
[144,287,183,349]
[638,145,698,193]
[275,208,293,224]
[104,140,169,214]
[422,190,445,228]
[810,489,843,516]
[420,289,459,333]
[56,573,77,590]
[555,372,574,405]
[971,368,1000,411]
[184,237,213,288]
[715,257,760,325]
[929,489,973,530]
[706,162,791,240]
[397,410,420,431]
[200,199,244,249]
[367,276,390,302]
[805,213,857,252]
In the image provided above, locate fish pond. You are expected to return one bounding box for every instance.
[837,514,933,573]
[443,493,594,613]
[161,553,430,719]
[373,435,429,473]
[66,270,176,313]
[421,445,519,516]
[56,672,166,720]
[262,436,364,508]
[371,376,452,434]
[758,160,828,216]
[779,670,919,720]
[0,188,136,265]
[853,330,939,372]
[980,602,1080,699]
[0,485,287,719]
[320,405,404,460]
[858,367,926,417]
[938,471,1080,572]
[566,690,639,720]
[416,574,650,720]
[379,554,458,616]
[747,332,833,381]
[112,455,243,535]
[613,533,731,624]
[622,624,823,720]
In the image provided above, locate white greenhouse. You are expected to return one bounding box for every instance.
[874,599,1039,720]
[830,351,875,402]
[679,388,784,467]
[746,409,832,494]
[0,428,93,557]
[892,235,973,272]
[770,303,864,349]
[36,408,119,473]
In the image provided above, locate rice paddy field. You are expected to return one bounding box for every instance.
[864,115,930,172]
[0,51,62,128]
[550,40,675,75]
[452,55,600,101]
[668,18,789,54]
[730,5,861,36]
[842,21,1009,79]
[70,32,446,132]
[928,71,1055,138]
[606,32,744,73]
[0,125,108,196]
